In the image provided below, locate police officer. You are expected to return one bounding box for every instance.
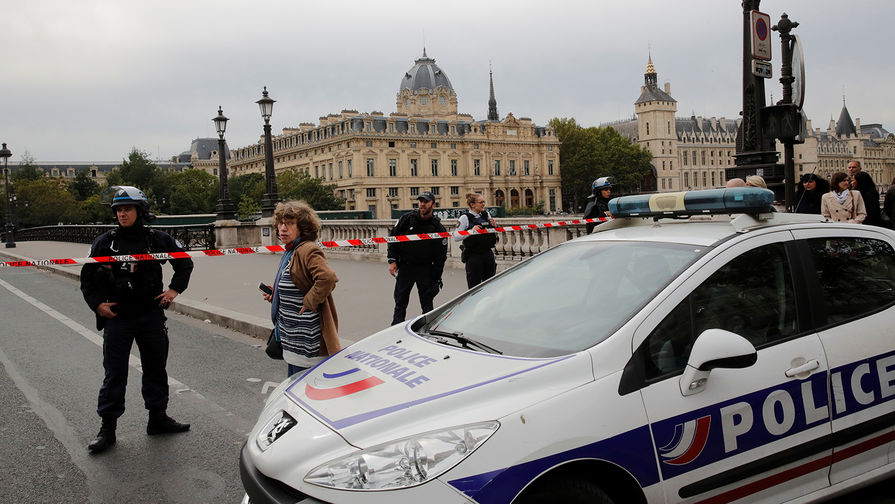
[80,186,194,454]
[454,192,498,288]
[583,177,613,234]
[387,191,447,325]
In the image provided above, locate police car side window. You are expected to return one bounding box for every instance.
[642,243,797,381]
[806,237,895,325]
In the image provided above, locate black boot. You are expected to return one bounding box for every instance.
[87,418,117,454]
[147,410,190,435]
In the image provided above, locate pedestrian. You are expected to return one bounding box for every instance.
[583,177,612,233]
[79,186,194,454]
[262,200,340,377]
[725,178,746,188]
[745,175,767,188]
[848,160,882,226]
[387,191,447,325]
[455,193,498,288]
[822,172,867,223]
[882,177,895,228]
[794,173,829,215]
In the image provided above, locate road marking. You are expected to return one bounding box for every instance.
[261,381,281,395]
[0,277,255,435]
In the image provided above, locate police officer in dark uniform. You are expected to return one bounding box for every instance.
[387,191,447,325]
[583,177,613,234]
[80,186,194,454]
[455,192,498,288]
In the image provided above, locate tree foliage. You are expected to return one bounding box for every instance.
[276,170,344,211]
[12,151,44,183]
[15,178,85,227]
[69,168,100,201]
[167,169,218,214]
[550,117,653,212]
[228,173,265,211]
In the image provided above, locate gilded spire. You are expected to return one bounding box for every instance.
[646,54,656,75]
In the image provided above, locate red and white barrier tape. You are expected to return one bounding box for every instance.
[0,216,611,268]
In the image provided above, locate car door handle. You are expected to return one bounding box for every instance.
[785,359,820,378]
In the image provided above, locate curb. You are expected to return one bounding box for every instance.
[0,249,272,340]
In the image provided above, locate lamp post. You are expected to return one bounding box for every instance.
[257,87,279,217]
[1,143,14,248]
[213,106,235,220]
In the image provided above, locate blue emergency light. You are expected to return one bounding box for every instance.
[609,188,775,218]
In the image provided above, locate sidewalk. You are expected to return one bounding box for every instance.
[0,241,472,346]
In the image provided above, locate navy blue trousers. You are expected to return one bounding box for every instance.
[392,264,438,325]
[97,309,169,419]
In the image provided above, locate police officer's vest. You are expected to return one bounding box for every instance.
[462,211,498,253]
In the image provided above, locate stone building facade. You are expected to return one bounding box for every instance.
[606,57,739,192]
[608,56,895,192]
[227,51,563,218]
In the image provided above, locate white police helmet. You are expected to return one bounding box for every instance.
[592,177,612,190]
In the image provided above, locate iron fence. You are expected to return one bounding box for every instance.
[5,224,216,251]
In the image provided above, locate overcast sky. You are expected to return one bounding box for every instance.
[2,0,892,163]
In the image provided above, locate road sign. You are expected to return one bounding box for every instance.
[751,10,772,61]
[791,34,806,109]
[752,59,773,79]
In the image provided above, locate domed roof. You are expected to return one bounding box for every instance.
[399,49,454,94]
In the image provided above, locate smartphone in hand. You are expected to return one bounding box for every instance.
[259,282,273,295]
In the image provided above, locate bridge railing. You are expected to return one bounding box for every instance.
[6,224,216,251]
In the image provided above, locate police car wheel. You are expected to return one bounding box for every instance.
[515,477,614,504]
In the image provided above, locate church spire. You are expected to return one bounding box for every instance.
[644,53,657,88]
[488,66,499,121]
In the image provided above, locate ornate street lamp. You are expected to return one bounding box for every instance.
[1,143,14,248]
[213,106,235,220]
[257,87,279,217]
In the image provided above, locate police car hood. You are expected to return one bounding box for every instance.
[283,323,594,446]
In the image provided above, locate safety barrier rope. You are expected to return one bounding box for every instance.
[0,216,611,268]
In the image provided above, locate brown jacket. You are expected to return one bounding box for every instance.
[288,241,341,355]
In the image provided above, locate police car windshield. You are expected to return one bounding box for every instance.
[424,241,702,357]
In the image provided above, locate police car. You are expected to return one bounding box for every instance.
[240,188,895,504]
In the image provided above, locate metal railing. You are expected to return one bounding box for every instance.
[7,224,216,250]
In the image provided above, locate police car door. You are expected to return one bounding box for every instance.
[623,231,832,503]
[790,228,895,485]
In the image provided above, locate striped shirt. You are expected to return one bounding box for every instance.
[276,266,324,368]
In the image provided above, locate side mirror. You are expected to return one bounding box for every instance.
[679,329,757,396]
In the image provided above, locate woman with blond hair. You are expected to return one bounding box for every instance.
[454,192,498,288]
[822,172,867,224]
[262,200,340,376]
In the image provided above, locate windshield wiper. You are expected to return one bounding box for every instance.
[425,328,502,354]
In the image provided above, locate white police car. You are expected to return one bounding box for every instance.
[241,188,895,504]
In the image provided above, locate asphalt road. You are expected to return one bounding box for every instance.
[0,266,284,504]
[0,264,892,503]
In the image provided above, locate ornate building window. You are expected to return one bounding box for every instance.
[524,160,530,175]
[431,187,440,195]
[450,186,459,195]
[410,187,420,196]
[509,160,516,176]
[388,187,398,197]
[338,161,343,178]
[451,159,458,176]
[548,160,554,175]
[366,188,376,197]
[389,159,397,177]
[347,159,352,177]
[474,159,481,176]
[410,159,418,176]
[494,160,501,176]
[366,158,375,176]
[431,159,439,176]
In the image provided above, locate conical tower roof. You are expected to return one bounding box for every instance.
[835,101,857,136]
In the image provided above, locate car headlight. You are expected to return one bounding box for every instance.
[305,421,499,490]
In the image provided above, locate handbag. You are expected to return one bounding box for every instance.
[265,329,283,360]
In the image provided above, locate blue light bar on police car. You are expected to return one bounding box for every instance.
[609,188,775,218]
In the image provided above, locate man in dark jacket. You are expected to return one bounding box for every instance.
[80,186,194,454]
[387,191,447,325]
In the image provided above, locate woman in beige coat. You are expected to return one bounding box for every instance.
[821,171,867,224]
[264,200,340,377]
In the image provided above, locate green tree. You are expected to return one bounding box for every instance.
[236,193,261,220]
[550,117,653,211]
[80,193,112,224]
[15,178,85,226]
[167,169,218,214]
[277,170,344,210]
[12,151,44,183]
[117,148,159,189]
[228,172,265,210]
[69,168,100,201]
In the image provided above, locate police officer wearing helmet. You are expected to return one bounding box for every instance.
[583,177,613,234]
[387,191,447,325]
[79,186,194,454]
